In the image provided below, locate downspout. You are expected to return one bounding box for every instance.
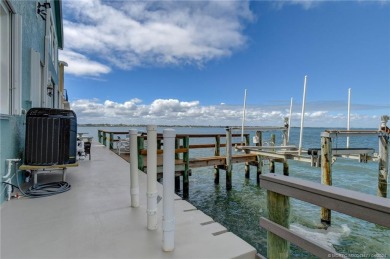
[43,1,51,107]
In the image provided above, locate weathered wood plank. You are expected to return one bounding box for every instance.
[260,218,344,258]
[260,174,390,227]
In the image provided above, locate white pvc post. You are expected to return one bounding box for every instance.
[298,75,308,156]
[129,129,139,207]
[147,125,158,230]
[241,89,247,144]
[162,129,176,252]
[287,97,293,144]
[347,88,351,148]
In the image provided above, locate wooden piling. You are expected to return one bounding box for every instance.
[214,135,221,184]
[98,130,102,144]
[283,162,289,176]
[245,134,250,179]
[282,128,289,176]
[377,135,389,198]
[109,133,114,149]
[102,131,107,146]
[256,131,262,184]
[183,136,190,198]
[137,136,145,171]
[226,127,232,190]
[267,190,290,259]
[175,138,181,192]
[269,134,276,173]
[320,136,332,226]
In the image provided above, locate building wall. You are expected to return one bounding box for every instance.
[0,0,63,204]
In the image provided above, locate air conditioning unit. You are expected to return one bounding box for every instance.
[25,108,77,165]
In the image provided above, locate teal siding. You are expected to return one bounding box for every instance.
[0,0,63,204]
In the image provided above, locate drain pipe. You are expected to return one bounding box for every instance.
[162,129,176,252]
[129,129,139,207]
[147,125,158,230]
[43,1,51,107]
[3,159,21,200]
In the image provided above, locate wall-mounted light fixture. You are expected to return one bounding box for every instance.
[47,81,53,97]
[37,2,51,20]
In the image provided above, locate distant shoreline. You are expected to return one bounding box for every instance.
[78,124,376,130]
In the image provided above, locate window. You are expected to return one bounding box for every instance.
[0,1,11,114]
[0,0,21,115]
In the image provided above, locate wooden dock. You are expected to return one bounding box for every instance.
[98,129,262,198]
[98,125,389,201]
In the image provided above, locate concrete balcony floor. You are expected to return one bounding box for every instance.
[1,143,256,259]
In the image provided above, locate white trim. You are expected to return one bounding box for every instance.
[11,13,22,115]
[30,49,41,107]
[0,1,11,115]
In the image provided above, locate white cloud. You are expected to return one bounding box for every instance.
[62,0,253,76]
[271,0,324,10]
[59,50,111,76]
[70,98,383,127]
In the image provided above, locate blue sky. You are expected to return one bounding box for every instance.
[60,0,390,127]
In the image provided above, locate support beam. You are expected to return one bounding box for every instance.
[182,136,190,198]
[320,136,332,226]
[378,135,389,198]
[267,190,290,258]
[256,131,262,184]
[226,127,233,190]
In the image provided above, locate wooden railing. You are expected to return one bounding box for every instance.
[259,173,390,258]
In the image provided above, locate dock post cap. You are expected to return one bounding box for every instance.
[129,129,138,135]
[147,125,157,131]
[163,129,176,138]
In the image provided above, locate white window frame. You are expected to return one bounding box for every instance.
[0,0,22,116]
[49,11,58,73]
[0,1,11,115]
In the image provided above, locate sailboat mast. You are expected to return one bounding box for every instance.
[241,89,247,144]
[298,75,308,156]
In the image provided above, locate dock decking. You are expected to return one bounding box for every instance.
[1,142,256,259]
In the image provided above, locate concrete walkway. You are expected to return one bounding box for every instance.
[1,143,256,259]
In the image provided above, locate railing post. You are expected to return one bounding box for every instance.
[270,134,276,173]
[267,190,290,258]
[129,129,139,207]
[102,131,107,146]
[256,131,262,184]
[214,135,220,184]
[182,136,190,198]
[175,138,181,192]
[98,130,102,144]
[245,134,250,179]
[162,129,176,252]
[377,135,388,198]
[137,136,145,171]
[321,135,332,226]
[283,128,289,176]
[109,132,114,149]
[147,125,158,230]
[226,127,232,190]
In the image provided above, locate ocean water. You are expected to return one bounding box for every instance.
[79,126,390,258]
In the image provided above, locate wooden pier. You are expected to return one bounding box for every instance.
[96,120,389,258]
[98,129,260,198]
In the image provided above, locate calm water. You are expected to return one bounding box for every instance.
[79,126,390,258]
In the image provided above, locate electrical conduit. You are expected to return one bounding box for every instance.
[147,125,158,230]
[162,129,176,252]
[129,129,139,207]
